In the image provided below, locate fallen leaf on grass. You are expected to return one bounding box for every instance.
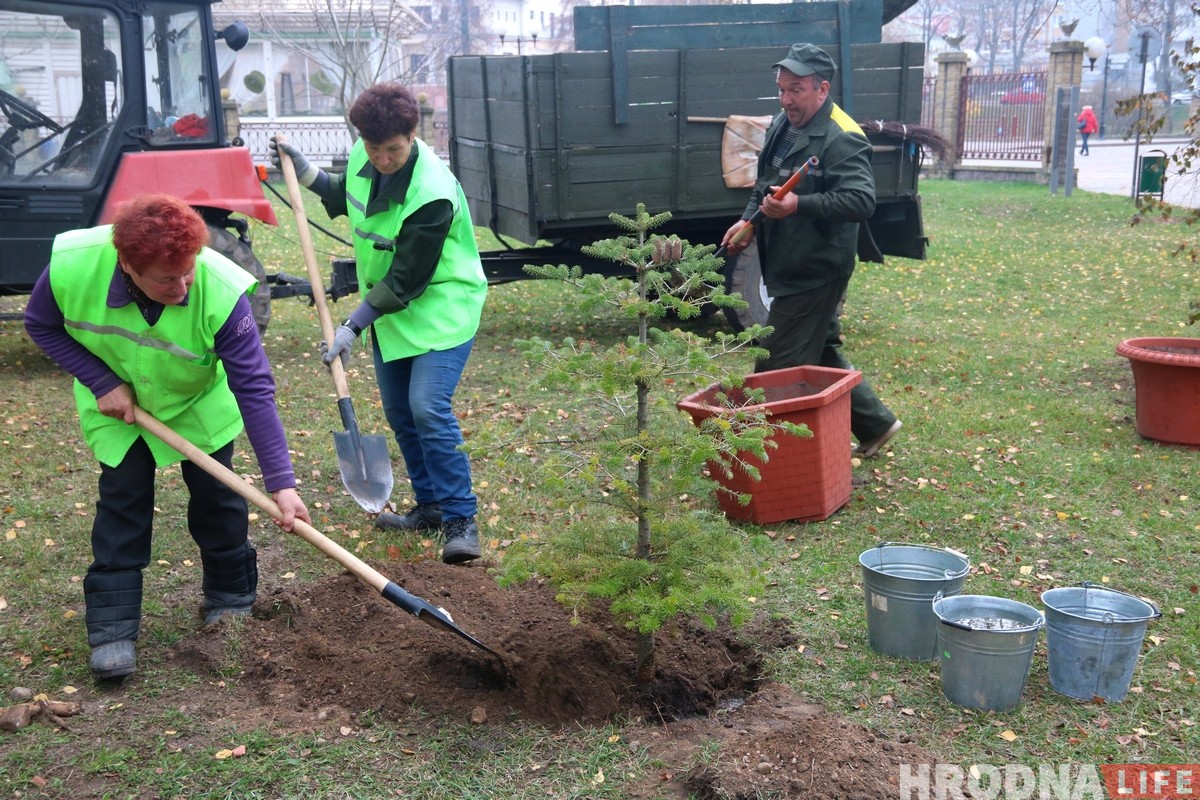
[999,730,1018,742]
[214,749,233,760]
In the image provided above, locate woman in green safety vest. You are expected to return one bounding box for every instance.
[270,83,488,565]
[24,193,311,681]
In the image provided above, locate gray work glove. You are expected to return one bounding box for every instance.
[269,136,321,188]
[320,324,357,369]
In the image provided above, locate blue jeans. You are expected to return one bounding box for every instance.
[373,337,477,521]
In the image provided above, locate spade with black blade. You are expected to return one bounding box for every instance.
[133,407,498,658]
[276,135,393,514]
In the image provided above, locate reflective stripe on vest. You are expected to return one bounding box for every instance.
[49,225,254,467]
[345,138,487,361]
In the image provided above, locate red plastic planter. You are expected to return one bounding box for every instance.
[677,366,862,524]
[1116,337,1200,447]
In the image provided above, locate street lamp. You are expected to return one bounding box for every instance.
[498,32,538,54]
[1085,36,1110,139]
[963,48,979,73]
[1084,36,1106,72]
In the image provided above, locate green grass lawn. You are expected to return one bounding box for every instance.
[0,179,1197,796]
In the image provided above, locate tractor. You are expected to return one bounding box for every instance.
[0,0,277,329]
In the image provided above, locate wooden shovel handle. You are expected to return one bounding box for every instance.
[274,134,353,402]
[133,407,387,594]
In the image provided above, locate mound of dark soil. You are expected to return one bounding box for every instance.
[166,558,935,798]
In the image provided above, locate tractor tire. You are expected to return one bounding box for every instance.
[723,240,771,333]
[206,224,271,334]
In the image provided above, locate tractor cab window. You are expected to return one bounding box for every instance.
[143,5,216,145]
[0,4,123,185]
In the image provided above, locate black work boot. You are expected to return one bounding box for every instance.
[375,502,443,532]
[85,569,142,680]
[441,517,481,564]
[200,543,257,625]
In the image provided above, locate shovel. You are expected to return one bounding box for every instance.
[132,407,498,658]
[275,135,393,514]
[715,156,818,258]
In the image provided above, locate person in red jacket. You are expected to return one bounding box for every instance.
[1077,106,1099,155]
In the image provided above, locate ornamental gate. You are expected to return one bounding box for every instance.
[957,71,1048,160]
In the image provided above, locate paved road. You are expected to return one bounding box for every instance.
[963,136,1200,207]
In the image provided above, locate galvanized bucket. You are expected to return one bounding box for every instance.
[859,543,970,661]
[1041,583,1161,703]
[932,593,1044,712]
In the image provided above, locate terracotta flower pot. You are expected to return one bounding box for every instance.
[1116,337,1200,447]
[677,365,862,523]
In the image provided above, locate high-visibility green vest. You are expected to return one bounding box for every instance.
[49,225,253,467]
[345,138,487,361]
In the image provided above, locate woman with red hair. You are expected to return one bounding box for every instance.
[24,193,310,681]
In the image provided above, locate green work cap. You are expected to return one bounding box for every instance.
[773,43,837,81]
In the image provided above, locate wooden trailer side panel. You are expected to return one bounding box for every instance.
[572,0,884,53]
[448,41,925,245]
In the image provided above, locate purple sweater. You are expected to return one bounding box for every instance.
[24,265,298,493]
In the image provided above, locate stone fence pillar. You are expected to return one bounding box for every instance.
[930,51,968,177]
[1043,41,1085,170]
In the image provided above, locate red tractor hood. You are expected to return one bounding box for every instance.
[100,147,278,226]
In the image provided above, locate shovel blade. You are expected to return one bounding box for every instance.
[380,581,500,658]
[333,430,394,514]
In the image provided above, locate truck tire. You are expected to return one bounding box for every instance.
[206,224,271,334]
[723,241,771,333]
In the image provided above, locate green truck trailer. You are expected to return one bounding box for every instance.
[448,0,928,331]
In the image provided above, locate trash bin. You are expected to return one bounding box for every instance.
[1138,150,1167,198]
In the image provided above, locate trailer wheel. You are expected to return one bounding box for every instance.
[206,224,271,334]
[723,241,771,333]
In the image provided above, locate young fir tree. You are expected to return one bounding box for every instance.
[497,205,809,679]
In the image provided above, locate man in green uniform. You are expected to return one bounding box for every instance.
[721,43,901,458]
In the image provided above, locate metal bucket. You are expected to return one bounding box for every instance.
[859,543,970,661]
[1041,584,1161,702]
[933,594,1044,712]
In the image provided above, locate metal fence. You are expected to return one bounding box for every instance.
[238,118,356,168]
[957,72,1047,161]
